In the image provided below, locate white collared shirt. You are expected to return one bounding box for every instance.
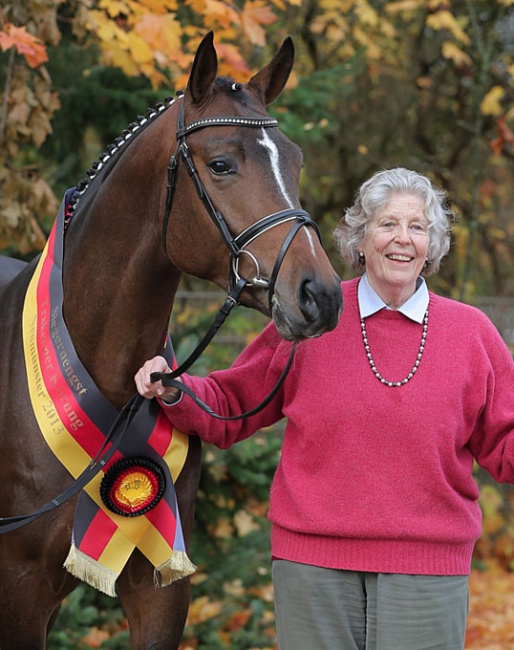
[358,273,429,324]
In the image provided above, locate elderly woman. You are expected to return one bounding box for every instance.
[135,168,514,650]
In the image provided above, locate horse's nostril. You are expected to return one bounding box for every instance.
[297,276,343,329]
[298,278,321,323]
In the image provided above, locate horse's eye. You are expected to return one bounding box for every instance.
[209,159,234,175]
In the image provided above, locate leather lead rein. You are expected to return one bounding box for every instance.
[0,101,318,530]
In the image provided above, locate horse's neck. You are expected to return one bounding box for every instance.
[62,161,180,407]
[64,250,180,406]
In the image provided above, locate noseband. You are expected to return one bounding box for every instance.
[162,100,321,309]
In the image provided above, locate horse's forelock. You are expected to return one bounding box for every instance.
[215,76,235,88]
[213,77,251,106]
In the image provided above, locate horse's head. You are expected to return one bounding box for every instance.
[164,32,342,341]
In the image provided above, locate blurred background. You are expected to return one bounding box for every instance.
[1,1,514,647]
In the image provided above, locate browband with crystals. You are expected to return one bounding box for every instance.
[177,116,278,138]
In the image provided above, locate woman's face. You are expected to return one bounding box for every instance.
[359,192,430,307]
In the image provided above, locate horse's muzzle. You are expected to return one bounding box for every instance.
[272,276,343,341]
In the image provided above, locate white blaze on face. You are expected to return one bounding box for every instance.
[257,129,317,257]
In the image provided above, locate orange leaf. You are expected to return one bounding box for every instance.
[243,0,278,26]
[226,608,252,630]
[0,24,48,68]
[204,0,240,29]
[240,0,277,46]
[134,13,181,57]
[491,136,503,156]
[490,115,514,156]
[186,596,224,624]
[81,627,110,648]
[214,42,251,78]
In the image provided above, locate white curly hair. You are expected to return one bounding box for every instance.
[333,167,453,276]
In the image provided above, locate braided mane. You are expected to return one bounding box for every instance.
[66,94,181,224]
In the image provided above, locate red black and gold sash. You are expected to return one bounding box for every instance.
[22,192,195,596]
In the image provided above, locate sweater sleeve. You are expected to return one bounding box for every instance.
[159,321,292,448]
[468,313,514,483]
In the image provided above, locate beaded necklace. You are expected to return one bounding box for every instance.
[360,308,428,387]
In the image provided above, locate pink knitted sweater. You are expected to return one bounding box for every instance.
[161,278,514,576]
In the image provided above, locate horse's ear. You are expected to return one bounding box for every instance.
[187,31,218,104]
[247,37,294,106]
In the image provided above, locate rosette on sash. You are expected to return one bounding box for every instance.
[22,191,195,596]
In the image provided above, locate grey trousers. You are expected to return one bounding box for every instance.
[272,560,469,650]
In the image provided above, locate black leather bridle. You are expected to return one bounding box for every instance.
[151,98,323,417]
[162,101,321,304]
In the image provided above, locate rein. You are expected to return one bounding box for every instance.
[0,394,144,533]
[0,98,317,532]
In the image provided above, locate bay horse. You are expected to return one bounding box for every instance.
[0,32,342,649]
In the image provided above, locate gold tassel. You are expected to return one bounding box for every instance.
[155,550,197,587]
[64,544,118,597]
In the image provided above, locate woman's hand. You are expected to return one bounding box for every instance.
[134,355,181,404]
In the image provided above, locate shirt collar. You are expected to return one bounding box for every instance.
[358,273,429,324]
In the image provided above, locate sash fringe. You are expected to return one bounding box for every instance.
[155,551,197,587]
[64,544,196,595]
[64,544,118,597]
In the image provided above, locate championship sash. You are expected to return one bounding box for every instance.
[22,192,196,596]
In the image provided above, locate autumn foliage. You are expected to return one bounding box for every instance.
[2,0,514,294]
[0,23,48,67]
[3,1,514,648]
[0,0,300,254]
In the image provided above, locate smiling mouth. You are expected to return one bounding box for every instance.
[387,254,413,262]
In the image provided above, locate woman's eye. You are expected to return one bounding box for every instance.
[209,160,233,175]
